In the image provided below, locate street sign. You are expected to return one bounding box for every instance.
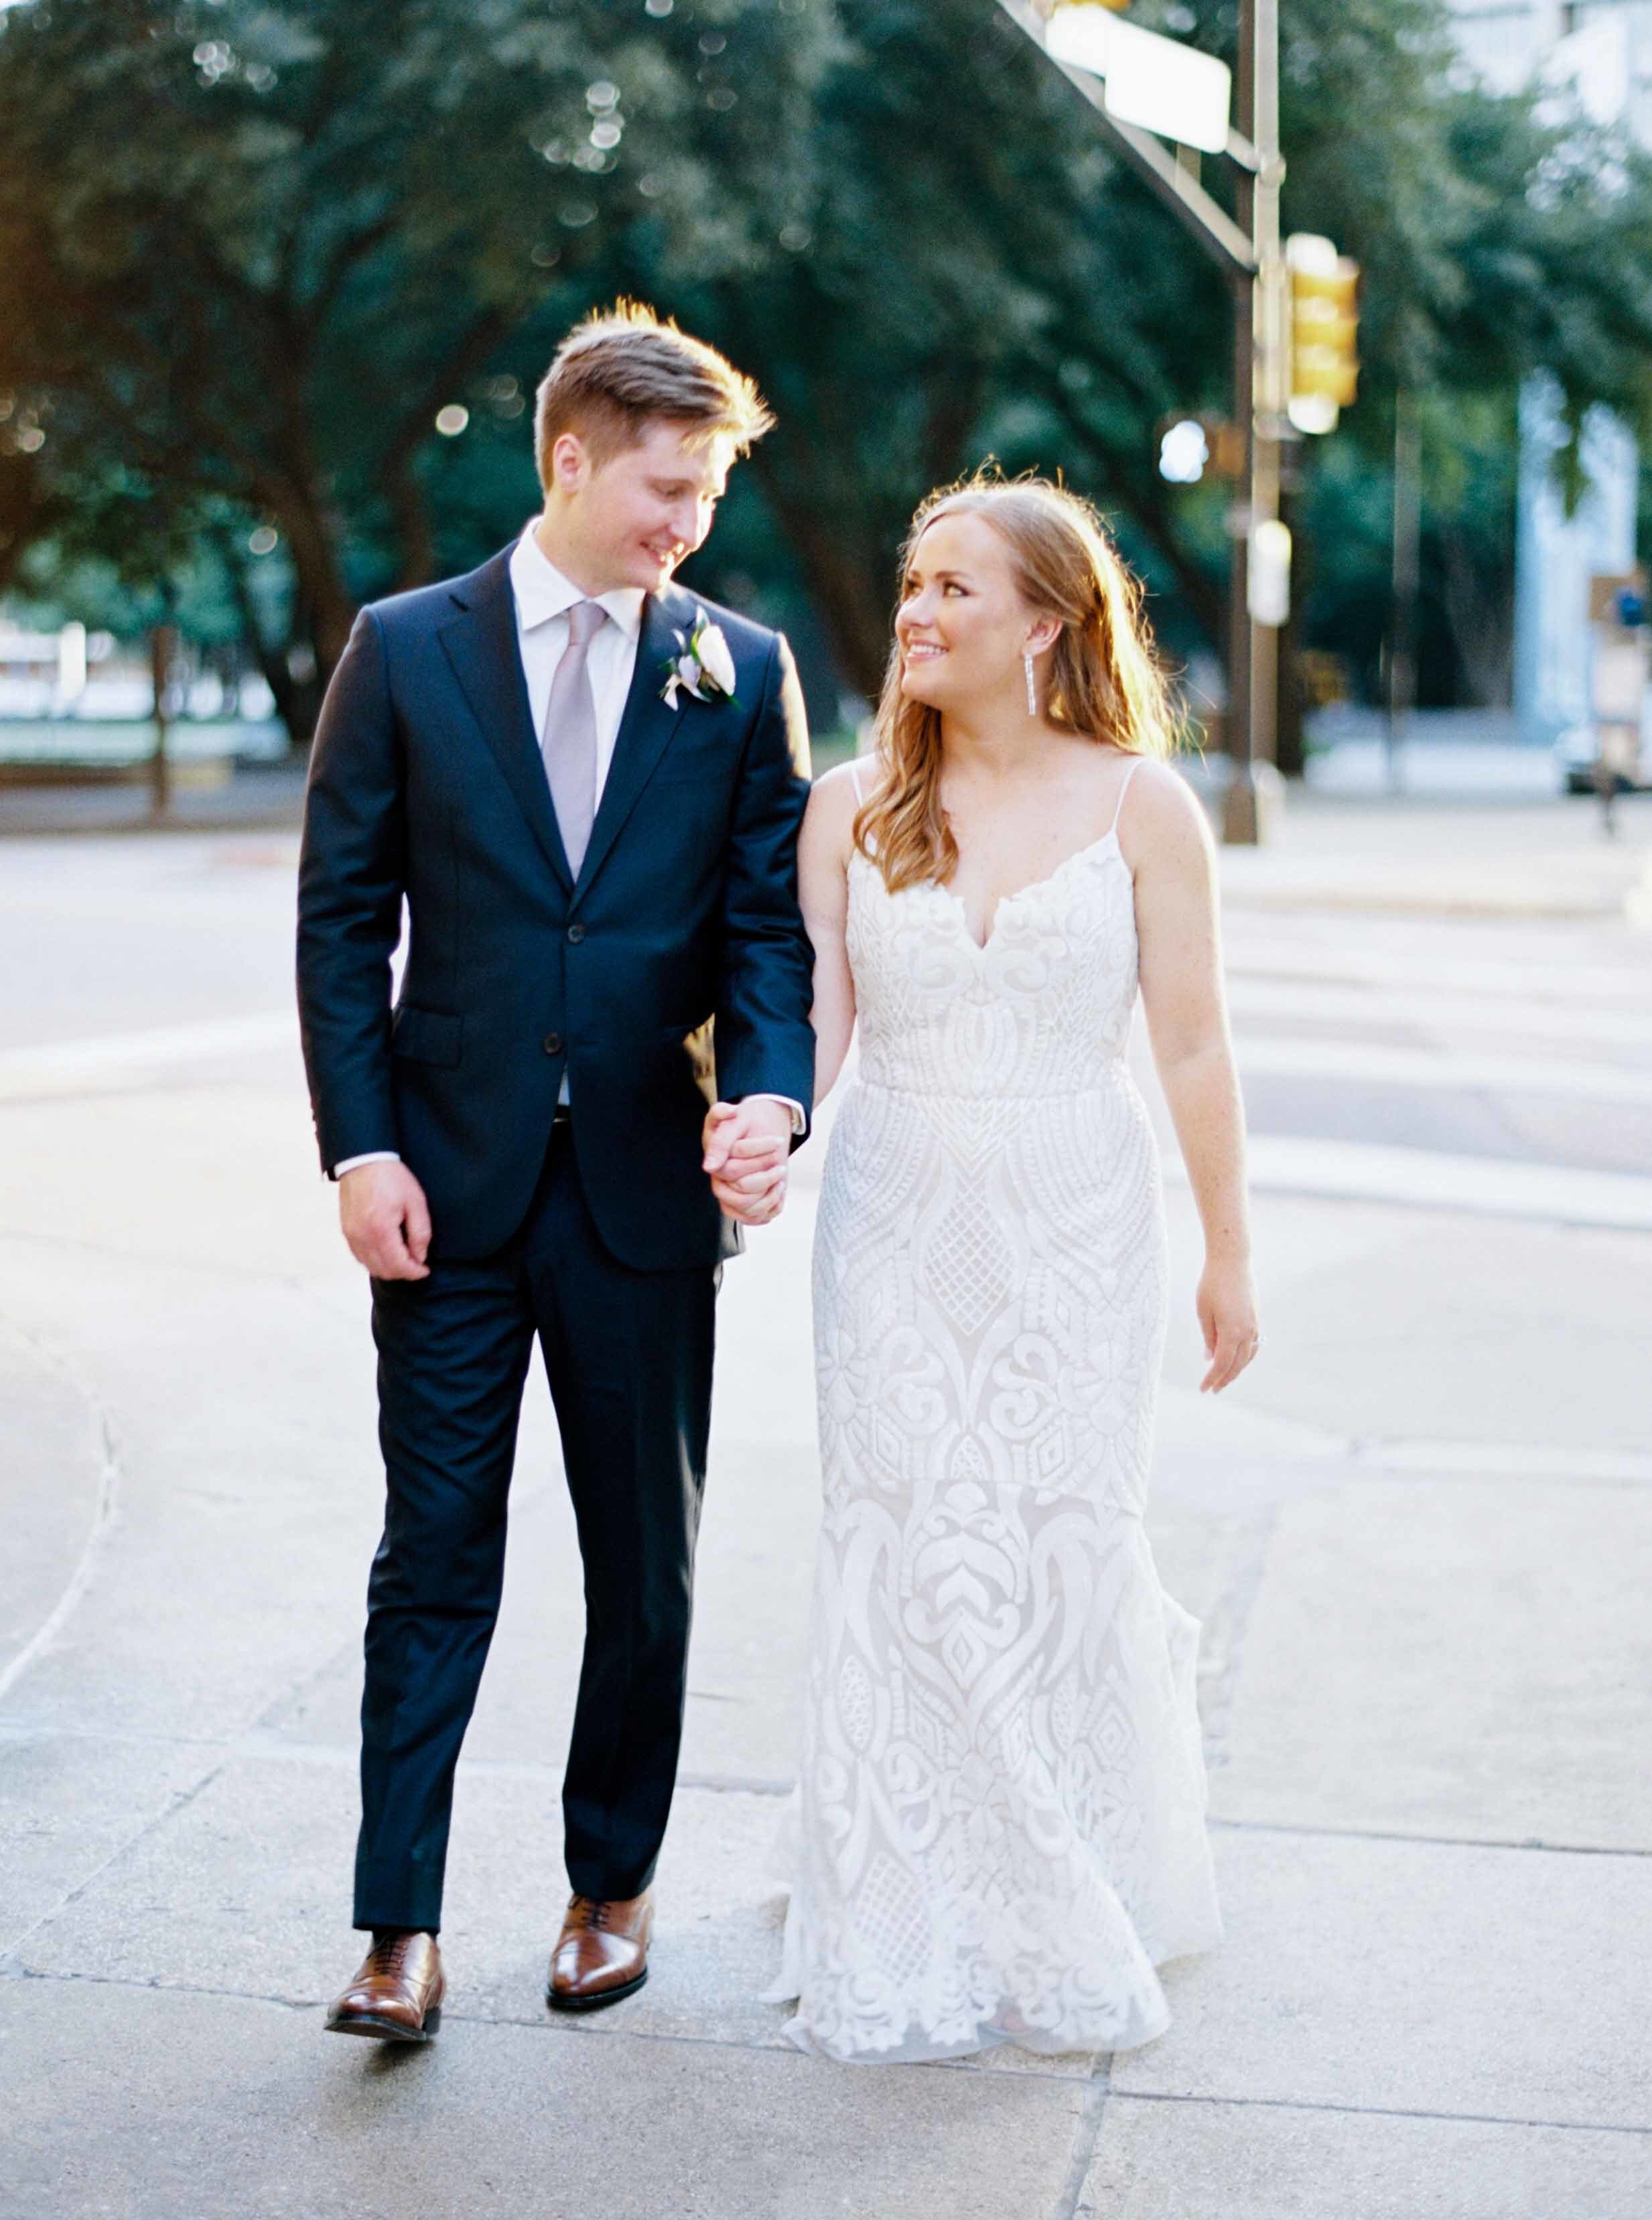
[1045,6,1232,155]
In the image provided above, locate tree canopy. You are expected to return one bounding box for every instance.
[0,0,833,724]
[3,0,1649,736]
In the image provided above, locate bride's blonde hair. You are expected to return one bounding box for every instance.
[855,474,1180,893]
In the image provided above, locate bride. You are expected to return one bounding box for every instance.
[724,474,1257,2063]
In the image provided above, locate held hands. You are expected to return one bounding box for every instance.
[702,1099,793,1226]
[339,1160,433,1281]
[1197,1258,1260,1393]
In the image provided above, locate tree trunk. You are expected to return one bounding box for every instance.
[750,455,898,700]
[1440,528,1513,707]
[212,531,303,745]
[387,461,438,594]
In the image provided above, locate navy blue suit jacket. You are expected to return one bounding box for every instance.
[296,548,815,1270]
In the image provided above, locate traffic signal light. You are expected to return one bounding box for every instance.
[1286,233,1359,435]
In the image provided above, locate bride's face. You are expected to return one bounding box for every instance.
[895,513,1051,712]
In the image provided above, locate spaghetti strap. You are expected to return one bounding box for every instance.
[1107,757,1143,839]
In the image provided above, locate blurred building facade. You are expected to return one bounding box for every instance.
[1448,0,1652,741]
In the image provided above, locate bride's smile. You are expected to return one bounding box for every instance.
[894,509,1058,714]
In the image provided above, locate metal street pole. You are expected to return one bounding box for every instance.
[1224,84,1256,843]
[1385,387,1421,793]
[1223,0,1282,845]
[149,623,176,824]
[993,0,1284,841]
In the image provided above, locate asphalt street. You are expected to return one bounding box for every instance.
[1,785,1649,2218]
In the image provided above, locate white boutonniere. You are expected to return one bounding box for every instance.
[662,608,740,710]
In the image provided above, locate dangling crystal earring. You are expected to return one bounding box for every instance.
[1024,649,1038,716]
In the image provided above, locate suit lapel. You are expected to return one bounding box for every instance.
[572,587,690,906]
[437,549,575,894]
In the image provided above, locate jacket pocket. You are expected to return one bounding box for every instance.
[391,1004,463,1067]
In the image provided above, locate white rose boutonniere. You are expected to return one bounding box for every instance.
[662,608,740,710]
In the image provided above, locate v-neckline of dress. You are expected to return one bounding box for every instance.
[928,826,1125,954]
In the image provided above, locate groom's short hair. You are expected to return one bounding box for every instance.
[535,302,774,482]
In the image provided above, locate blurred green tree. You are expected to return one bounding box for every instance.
[1269,0,1652,746]
[3,0,1651,743]
[720,0,1652,721]
[0,0,831,731]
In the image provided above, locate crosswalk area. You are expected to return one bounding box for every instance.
[1198,870,1652,1228]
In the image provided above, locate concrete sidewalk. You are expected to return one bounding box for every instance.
[1,813,1649,2217]
[1217,792,1652,923]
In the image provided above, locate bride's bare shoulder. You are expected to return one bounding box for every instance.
[1115,754,1213,868]
[805,756,878,844]
[812,755,868,801]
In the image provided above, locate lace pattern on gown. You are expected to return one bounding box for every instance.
[766,764,1222,2063]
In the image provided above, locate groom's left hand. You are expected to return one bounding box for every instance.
[703,1098,792,1224]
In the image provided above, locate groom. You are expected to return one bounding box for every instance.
[297,304,814,2040]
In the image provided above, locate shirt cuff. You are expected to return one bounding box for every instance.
[332,1151,401,1179]
[744,1094,808,1136]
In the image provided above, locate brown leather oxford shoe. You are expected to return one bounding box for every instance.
[326,1929,445,2042]
[545,1890,654,2012]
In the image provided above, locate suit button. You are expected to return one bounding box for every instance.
[567,923,586,945]
[542,1033,562,1057]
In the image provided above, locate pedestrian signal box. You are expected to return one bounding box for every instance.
[1285,234,1359,435]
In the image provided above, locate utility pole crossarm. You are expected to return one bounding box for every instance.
[992,0,1257,279]
[1090,110,1257,279]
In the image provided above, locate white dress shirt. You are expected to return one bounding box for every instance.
[334,523,804,1177]
[510,521,648,802]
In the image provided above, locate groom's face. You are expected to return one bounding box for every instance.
[560,418,734,593]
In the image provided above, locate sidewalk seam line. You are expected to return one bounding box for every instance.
[0,1967,1093,2088]
[5,1966,1648,2139]
[1207,1817,1652,1857]
[0,1321,124,1711]
[0,1762,226,1967]
[1049,2057,1111,2220]
[1105,2088,1652,2138]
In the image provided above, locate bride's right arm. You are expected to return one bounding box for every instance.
[799,762,860,1106]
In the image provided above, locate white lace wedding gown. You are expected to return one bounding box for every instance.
[766,759,1221,2063]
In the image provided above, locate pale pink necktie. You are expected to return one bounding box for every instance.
[542,599,607,875]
